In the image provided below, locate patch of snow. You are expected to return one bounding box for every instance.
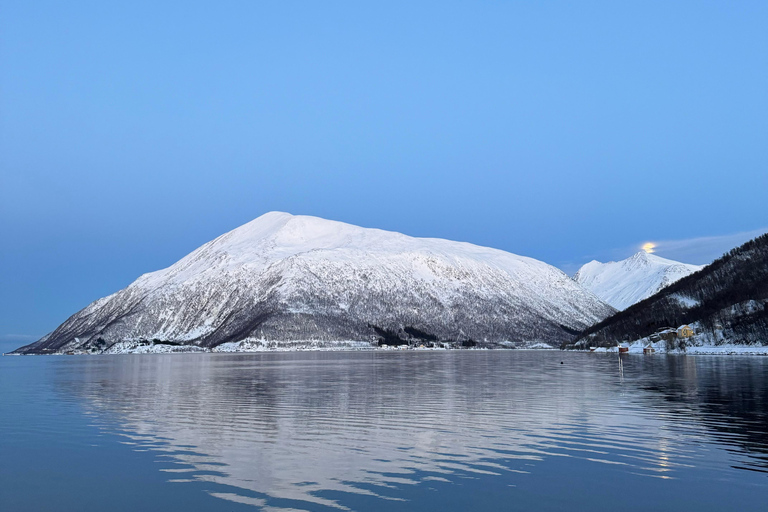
[212,339,377,352]
[105,341,208,354]
[684,344,768,355]
[592,326,768,356]
[524,342,557,350]
[670,293,700,309]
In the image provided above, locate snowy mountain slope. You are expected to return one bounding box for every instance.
[573,251,703,310]
[15,212,615,354]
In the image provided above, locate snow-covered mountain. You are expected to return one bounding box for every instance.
[15,212,615,354]
[573,251,703,310]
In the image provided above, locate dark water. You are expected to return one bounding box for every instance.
[1,351,767,511]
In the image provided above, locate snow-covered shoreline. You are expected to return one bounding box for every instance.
[589,344,768,356]
[6,338,767,356]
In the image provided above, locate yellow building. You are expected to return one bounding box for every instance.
[677,325,695,338]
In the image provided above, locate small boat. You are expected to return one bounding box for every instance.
[589,346,597,352]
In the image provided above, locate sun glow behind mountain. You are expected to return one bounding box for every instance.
[642,242,656,254]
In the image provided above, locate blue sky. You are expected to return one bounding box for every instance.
[1,1,766,345]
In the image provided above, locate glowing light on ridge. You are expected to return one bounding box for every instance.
[642,242,656,254]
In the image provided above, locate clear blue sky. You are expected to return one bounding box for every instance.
[1,1,767,345]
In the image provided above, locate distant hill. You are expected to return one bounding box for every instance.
[570,233,768,349]
[574,252,702,310]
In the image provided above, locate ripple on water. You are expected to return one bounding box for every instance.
[2,351,767,511]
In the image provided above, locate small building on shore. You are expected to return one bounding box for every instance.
[677,325,695,338]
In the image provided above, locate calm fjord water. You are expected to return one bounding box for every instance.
[1,351,766,511]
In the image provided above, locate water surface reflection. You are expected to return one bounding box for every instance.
[56,352,768,511]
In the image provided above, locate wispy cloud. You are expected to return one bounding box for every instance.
[646,228,768,265]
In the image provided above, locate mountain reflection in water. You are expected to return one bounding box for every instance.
[53,351,768,511]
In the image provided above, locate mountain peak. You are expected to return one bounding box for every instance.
[574,252,703,310]
[624,250,657,267]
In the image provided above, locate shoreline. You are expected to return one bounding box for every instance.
[5,345,767,357]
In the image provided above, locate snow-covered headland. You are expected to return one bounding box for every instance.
[591,344,768,356]
[12,212,613,355]
[18,338,566,355]
[590,341,768,356]
[585,317,768,356]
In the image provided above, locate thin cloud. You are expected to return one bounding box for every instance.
[650,228,768,265]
